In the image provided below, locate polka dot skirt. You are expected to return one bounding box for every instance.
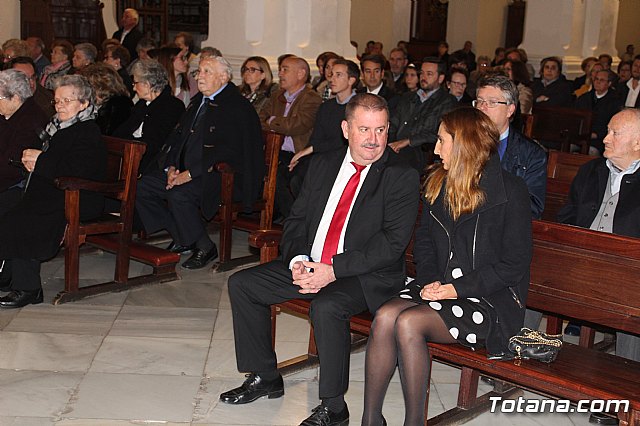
[399,279,493,350]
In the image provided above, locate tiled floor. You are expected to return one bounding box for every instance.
[0,230,599,425]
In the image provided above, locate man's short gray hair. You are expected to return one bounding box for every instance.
[476,73,519,106]
[131,59,168,93]
[74,43,98,63]
[0,69,32,102]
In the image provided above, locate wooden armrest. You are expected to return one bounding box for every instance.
[55,176,124,194]
[249,229,282,249]
[214,162,235,174]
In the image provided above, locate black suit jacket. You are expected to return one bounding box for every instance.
[357,84,399,113]
[165,82,264,219]
[281,147,420,312]
[113,27,143,61]
[616,81,640,109]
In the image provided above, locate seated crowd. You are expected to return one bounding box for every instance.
[0,8,638,425]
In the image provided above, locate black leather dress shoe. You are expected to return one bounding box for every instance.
[589,412,619,425]
[300,404,349,426]
[182,245,218,269]
[0,289,43,309]
[166,241,196,254]
[220,373,284,404]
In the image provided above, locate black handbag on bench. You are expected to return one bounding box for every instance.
[508,327,563,363]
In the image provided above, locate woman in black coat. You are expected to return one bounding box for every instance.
[114,59,185,175]
[0,75,107,308]
[362,108,532,426]
[0,69,49,209]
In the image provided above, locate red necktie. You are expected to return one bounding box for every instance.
[321,162,366,264]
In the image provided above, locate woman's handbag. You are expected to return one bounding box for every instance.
[508,327,563,363]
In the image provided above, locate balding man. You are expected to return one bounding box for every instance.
[260,55,322,220]
[136,56,264,269]
[557,108,640,425]
[113,8,143,61]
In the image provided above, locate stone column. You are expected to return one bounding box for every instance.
[520,0,620,79]
[203,0,356,83]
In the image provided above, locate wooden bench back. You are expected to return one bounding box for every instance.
[260,130,284,228]
[530,106,593,153]
[528,220,640,335]
[542,151,593,222]
[103,136,146,203]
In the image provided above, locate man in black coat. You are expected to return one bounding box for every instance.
[357,54,399,112]
[475,74,547,219]
[617,55,640,109]
[388,57,457,172]
[219,94,419,426]
[574,69,620,155]
[135,56,264,269]
[112,8,143,61]
[557,109,640,423]
[531,56,573,108]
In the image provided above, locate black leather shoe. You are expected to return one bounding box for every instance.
[300,404,349,426]
[182,245,218,269]
[166,241,196,254]
[589,412,618,425]
[0,289,43,309]
[219,373,284,404]
[564,323,581,336]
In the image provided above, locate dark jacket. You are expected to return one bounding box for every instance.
[309,98,347,153]
[96,95,133,136]
[113,86,185,174]
[389,88,458,172]
[574,90,620,153]
[113,27,143,61]
[414,154,533,354]
[0,97,49,192]
[531,76,574,107]
[165,82,264,219]
[0,120,106,260]
[356,84,399,114]
[616,80,640,109]
[282,147,420,312]
[501,128,547,219]
[557,158,640,237]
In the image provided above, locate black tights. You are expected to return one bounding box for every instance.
[362,298,456,426]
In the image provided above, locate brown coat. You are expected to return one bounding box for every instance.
[259,85,322,153]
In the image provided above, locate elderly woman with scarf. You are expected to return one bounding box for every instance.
[0,74,107,308]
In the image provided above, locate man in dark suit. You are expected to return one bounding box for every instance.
[357,54,398,112]
[220,94,420,426]
[531,56,573,107]
[135,56,264,269]
[388,57,457,172]
[388,47,409,94]
[112,8,143,61]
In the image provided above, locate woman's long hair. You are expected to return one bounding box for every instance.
[424,107,499,220]
[238,56,273,95]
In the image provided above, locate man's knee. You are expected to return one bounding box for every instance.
[309,296,349,324]
[227,268,252,301]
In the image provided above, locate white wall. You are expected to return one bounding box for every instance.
[0,2,21,43]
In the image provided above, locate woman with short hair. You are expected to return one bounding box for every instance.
[40,40,74,90]
[362,107,532,426]
[0,74,107,309]
[114,59,185,175]
[72,43,98,73]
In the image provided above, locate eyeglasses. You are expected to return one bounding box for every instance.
[473,98,508,108]
[0,96,7,101]
[241,66,263,74]
[51,98,79,106]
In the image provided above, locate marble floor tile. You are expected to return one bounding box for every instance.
[124,279,222,309]
[0,417,58,425]
[69,372,201,422]
[4,304,120,335]
[90,335,210,376]
[211,308,234,340]
[56,420,188,426]
[0,308,20,330]
[109,305,217,339]
[204,338,244,379]
[0,370,83,417]
[0,332,103,372]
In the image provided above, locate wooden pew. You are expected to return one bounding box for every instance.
[54,136,180,304]
[211,130,284,272]
[542,151,593,222]
[530,106,593,153]
[252,221,640,425]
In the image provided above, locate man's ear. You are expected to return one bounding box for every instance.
[437,74,445,84]
[506,103,517,120]
[341,120,349,140]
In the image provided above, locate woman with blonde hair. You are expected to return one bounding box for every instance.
[238,55,277,116]
[362,107,532,426]
[79,62,132,135]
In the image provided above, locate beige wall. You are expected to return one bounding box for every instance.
[616,0,639,60]
[447,0,509,59]
[351,0,396,57]
[0,2,21,43]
